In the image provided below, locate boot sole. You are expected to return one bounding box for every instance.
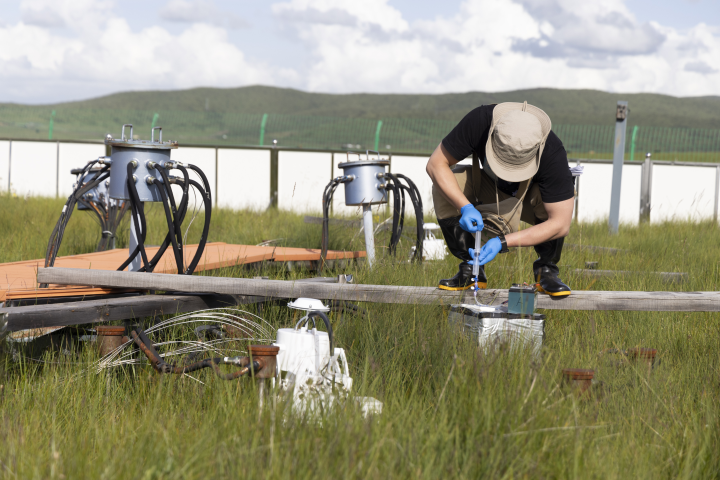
[536,285,572,297]
[438,282,487,291]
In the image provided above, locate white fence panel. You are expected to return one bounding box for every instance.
[650,165,716,222]
[391,155,432,218]
[10,141,57,197]
[278,151,331,213]
[576,163,641,224]
[58,143,106,197]
[0,141,9,192]
[217,149,271,210]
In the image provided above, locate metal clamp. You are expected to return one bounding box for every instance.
[130,159,138,168]
[152,127,162,143]
[121,124,133,141]
[145,175,155,185]
[146,160,157,170]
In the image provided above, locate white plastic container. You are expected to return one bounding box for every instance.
[448,304,545,356]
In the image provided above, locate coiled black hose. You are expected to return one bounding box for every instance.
[319,171,424,266]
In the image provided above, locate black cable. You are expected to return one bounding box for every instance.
[152,177,184,273]
[183,164,212,275]
[119,162,150,271]
[395,173,424,262]
[321,177,342,268]
[299,311,334,354]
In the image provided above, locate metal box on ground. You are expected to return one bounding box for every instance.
[508,284,537,314]
[448,304,545,356]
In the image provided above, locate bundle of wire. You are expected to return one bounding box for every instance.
[320,172,424,267]
[94,308,275,384]
[71,166,130,252]
[43,160,111,286]
[43,159,213,280]
[117,160,212,275]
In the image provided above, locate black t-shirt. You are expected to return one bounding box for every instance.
[442,104,574,203]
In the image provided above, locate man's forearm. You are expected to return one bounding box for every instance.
[505,219,567,248]
[426,143,469,210]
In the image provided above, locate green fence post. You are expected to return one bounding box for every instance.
[48,110,56,140]
[374,120,383,151]
[259,113,268,146]
[151,113,160,129]
[630,125,638,160]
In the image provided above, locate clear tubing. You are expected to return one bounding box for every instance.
[472,231,481,278]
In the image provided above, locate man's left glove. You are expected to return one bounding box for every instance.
[468,237,502,266]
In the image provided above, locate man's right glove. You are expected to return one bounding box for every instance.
[459,204,484,233]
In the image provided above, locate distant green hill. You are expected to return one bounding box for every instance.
[1,86,719,161]
[9,85,720,129]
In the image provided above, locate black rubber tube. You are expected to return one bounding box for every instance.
[183,164,212,275]
[120,162,150,271]
[152,177,184,273]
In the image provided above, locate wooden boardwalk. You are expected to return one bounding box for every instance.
[0,243,364,302]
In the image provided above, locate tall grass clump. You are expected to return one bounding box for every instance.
[0,195,719,478]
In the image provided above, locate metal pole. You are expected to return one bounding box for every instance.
[270,140,278,208]
[574,159,580,223]
[362,204,375,267]
[639,153,652,223]
[608,101,628,234]
[374,120,383,151]
[630,125,638,161]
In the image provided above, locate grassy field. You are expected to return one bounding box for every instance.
[0,194,719,478]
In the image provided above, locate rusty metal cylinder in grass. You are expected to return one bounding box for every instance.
[628,348,656,369]
[248,345,280,379]
[97,325,127,357]
[562,368,594,395]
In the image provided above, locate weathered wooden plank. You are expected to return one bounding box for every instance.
[36,267,720,312]
[0,293,268,332]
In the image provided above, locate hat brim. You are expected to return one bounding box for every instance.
[485,102,552,183]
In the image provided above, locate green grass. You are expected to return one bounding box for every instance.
[0,194,719,478]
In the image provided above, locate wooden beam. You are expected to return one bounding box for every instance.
[0,293,268,332]
[36,267,720,312]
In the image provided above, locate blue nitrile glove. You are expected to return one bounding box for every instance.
[468,237,502,266]
[459,204,484,233]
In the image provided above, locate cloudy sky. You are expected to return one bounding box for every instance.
[0,0,718,104]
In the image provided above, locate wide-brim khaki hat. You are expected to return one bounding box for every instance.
[485,101,551,182]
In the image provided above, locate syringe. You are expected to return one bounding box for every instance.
[472,231,481,280]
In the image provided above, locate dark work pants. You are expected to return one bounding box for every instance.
[438,215,565,276]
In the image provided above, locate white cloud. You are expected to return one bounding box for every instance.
[158,0,249,29]
[0,0,294,103]
[272,0,720,96]
[1,0,720,103]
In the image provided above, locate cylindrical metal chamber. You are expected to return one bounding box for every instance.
[106,125,178,201]
[337,152,389,206]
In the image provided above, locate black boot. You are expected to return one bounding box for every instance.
[437,214,488,290]
[533,237,571,296]
[438,262,487,291]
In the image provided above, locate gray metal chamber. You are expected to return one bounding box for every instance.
[106,125,178,202]
[337,152,389,206]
